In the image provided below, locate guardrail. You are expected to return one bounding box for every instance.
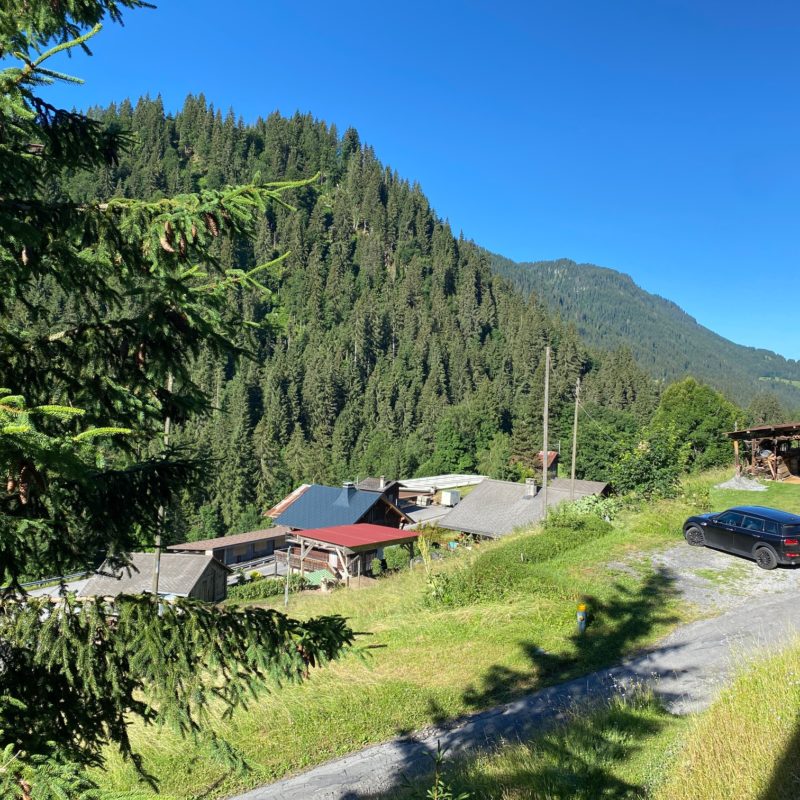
[18,571,88,590]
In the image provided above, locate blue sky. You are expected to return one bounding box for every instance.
[43,1,800,357]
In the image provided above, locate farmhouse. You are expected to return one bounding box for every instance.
[272,482,412,530]
[167,526,289,566]
[438,477,608,539]
[726,422,800,482]
[282,523,418,583]
[79,552,229,601]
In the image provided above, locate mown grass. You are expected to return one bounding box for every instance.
[93,472,800,800]
[711,476,800,515]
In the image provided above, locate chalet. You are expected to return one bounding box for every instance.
[282,523,418,583]
[438,477,608,539]
[167,526,289,566]
[79,552,229,602]
[726,423,800,482]
[272,482,412,531]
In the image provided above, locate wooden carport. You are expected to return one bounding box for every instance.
[286,523,418,585]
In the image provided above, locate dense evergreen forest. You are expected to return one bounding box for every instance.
[490,254,800,409]
[56,96,755,543]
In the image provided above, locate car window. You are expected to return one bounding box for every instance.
[741,516,763,532]
[764,520,778,535]
[716,512,744,527]
[783,524,800,537]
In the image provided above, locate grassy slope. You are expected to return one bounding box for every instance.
[95,475,800,799]
[392,477,800,799]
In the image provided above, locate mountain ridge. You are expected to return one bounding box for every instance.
[488,253,800,409]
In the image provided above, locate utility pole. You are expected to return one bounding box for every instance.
[152,372,174,602]
[541,346,551,519]
[571,377,581,500]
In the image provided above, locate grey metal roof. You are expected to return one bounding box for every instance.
[437,477,607,538]
[274,484,383,530]
[168,526,290,552]
[79,552,226,597]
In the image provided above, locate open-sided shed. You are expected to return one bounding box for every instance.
[284,523,418,583]
[726,422,800,481]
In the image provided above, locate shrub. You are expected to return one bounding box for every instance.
[228,574,308,601]
[427,517,613,607]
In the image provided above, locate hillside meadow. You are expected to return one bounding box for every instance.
[90,472,758,799]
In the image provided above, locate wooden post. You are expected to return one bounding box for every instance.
[542,346,551,519]
[570,377,580,500]
[152,371,174,604]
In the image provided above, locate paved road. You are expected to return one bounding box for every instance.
[230,586,800,800]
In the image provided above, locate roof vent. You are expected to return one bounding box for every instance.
[343,481,355,491]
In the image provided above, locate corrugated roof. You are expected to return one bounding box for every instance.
[274,484,383,529]
[726,422,800,440]
[438,477,607,538]
[399,474,487,493]
[290,523,418,551]
[79,553,227,597]
[167,526,290,552]
[265,484,311,518]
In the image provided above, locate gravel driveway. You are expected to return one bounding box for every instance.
[633,542,800,612]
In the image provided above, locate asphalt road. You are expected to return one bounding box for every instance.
[229,547,800,800]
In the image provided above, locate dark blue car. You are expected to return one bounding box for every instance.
[683,505,800,570]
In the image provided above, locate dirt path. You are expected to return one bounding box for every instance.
[229,546,800,800]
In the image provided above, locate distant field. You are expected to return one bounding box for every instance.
[758,376,800,389]
[93,473,800,800]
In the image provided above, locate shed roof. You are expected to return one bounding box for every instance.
[356,477,400,494]
[438,477,607,538]
[274,484,411,530]
[168,526,289,553]
[290,523,418,551]
[79,552,227,598]
[725,422,800,440]
[535,450,559,468]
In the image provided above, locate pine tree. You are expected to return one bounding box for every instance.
[0,4,353,795]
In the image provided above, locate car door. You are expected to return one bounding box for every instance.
[705,511,742,551]
[731,514,764,555]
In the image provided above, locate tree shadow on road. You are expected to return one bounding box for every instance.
[463,567,680,709]
[347,693,670,799]
[341,568,681,799]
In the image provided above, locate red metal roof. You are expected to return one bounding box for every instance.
[290,523,418,551]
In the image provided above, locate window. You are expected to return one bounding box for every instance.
[764,520,779,534]
[717,512,744,527]
[783,524,800,537]
[741,516,763,532]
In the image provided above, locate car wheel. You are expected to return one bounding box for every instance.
[684,526,705,547]
[755,547,778,570]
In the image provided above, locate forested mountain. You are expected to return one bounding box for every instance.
[57,95,657,541]
[489,254,800,409]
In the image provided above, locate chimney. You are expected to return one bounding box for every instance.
[343,481,355,492]
[525,478,537,498]
[379,475,386,490]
